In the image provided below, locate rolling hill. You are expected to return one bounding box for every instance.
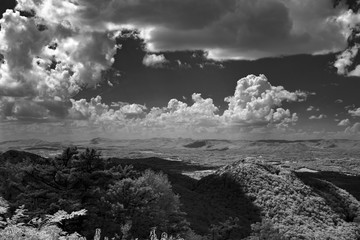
[0,149,359,239]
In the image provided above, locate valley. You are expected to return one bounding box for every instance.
[0,138,360,239]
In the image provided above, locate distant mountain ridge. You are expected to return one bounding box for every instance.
[1,137,360,150]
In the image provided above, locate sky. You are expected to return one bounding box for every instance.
[0,0,360,141]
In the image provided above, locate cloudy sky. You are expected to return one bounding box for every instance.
[0,0,360,141]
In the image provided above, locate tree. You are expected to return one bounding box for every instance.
[74,148,103,172]
[55,146,78,168]
[0,148,191,239]
[103,170,189,239]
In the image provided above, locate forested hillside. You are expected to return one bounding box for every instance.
[213,161,360,239]
[0,148,359,239]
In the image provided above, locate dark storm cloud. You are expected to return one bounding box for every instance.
[81,0,235,30]
[74,0,347,59]
[149,0,293,49]
[5,0,348,60]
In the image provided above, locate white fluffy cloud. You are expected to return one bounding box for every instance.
[146,93,221,131]
[69,96,147,123]
[222,74,305,127]
[349,107,360,117]
[0,1,119,122]
[68,93,221,136]
[309,114,327,120]
[0,9,117,100]
[334,44,360,76]
[335,99,344,103]
[345,122,360,134]
[306,106,320,111]
[338,118,351,126]
[334,9,360,76]
[142,54,168,68]
[53,74,306,139]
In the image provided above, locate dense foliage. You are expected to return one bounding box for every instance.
[0,148,189,239]
[0,197,186,240]
[214,160,360,239]
[0,196,87,240]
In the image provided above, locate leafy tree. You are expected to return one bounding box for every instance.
[0,148,191,239]
[76,148,104,172]
[54,146,78,168]
[103,170,189,239]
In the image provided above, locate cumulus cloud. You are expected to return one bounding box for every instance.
[334,44,360,75]
[309,114,327,120]
[338,118,351,126]
[0,9,117,100]
[56,74,306,139]
[0,1,120,126]
[142,54,168,68]
[222,74,305,127]
[69,96,147,123]
[120,104,147,119]
[306,105,320,111]
[0,74,308,140]
[335,99,344,103]
[349,107,360,117]
[69,93,221,135]
[345,122,360,134]
[333,8,360,76]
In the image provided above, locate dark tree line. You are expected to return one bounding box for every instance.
[0,147,189,239]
